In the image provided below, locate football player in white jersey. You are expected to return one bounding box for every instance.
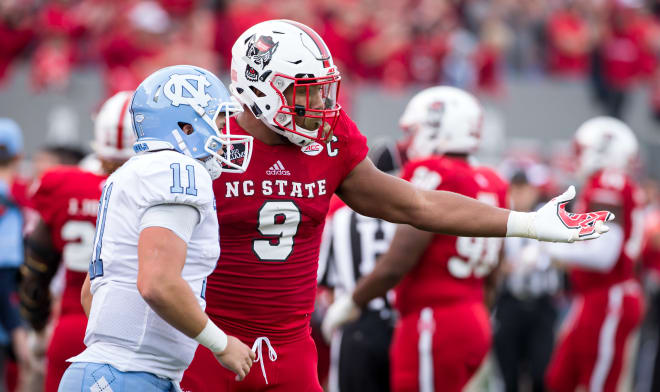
[58,65,255,392]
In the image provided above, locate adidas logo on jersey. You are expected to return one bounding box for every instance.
[266,160,290,176]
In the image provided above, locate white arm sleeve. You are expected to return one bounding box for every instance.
[543,223,624,272]
[139,204,200,243]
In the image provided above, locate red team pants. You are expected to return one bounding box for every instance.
[545,281,643,392]
[181,334,322,392]
[44,313,88,392]
[390,302,491,392]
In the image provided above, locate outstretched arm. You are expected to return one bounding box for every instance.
[338,159,508,237]
[338,159,612,243]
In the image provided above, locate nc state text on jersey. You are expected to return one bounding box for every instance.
[225,179,327,198]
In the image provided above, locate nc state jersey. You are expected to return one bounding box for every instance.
[70,151,219,381]
[31,167,106,317]
[394,157,507,317]
[571,169,644,292]
[205,111,368,343]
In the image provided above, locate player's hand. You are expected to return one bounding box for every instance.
[507,186,614,243]
[213,335,256,381]
[321,295,361,343]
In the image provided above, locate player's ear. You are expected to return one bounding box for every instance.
[178,123,194,135]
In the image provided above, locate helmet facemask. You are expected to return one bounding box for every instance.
[270,73,341,146]
[201,98,253,174]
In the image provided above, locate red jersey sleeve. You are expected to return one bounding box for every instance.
[335,110,368,180]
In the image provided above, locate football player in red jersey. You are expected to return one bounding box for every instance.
[181,20,613,392]
[321,86,507,392]
[544,117,645,392]
[18,91,136,392]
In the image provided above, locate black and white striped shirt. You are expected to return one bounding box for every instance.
[318,205,396,311]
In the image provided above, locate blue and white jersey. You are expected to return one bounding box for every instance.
[69,150,219,381]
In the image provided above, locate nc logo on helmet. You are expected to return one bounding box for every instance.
[163,74,212,108]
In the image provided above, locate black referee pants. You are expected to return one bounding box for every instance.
[334,310,393,392]
[494,292,557,392]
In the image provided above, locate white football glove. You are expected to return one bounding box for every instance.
[321,295,361,344]
[506,186,614,243]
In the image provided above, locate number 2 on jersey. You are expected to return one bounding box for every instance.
[62,221,96,272]
[253,201,301,261]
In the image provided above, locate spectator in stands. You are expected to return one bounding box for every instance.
[0,0,35,86]
[592,0,648,118]
[546,0,591,77]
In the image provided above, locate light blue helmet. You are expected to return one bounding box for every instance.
[131,65,252,177]
[0,118,23,160]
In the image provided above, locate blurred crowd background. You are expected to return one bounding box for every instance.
[3,0,660,166]
[2,0,660,391]
[4,0,660,107]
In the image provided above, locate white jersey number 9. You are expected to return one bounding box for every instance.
[253,201,301,261]
[61,221,96,272]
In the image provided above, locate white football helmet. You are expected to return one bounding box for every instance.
[573,116,638,178]
[399,86,482,160]
[230,19,341,147]
[92,91,136,161]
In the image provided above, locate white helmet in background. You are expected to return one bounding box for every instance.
[573,116,638,178]
[399,86,482,160]
[92,91,136,161]
[230,19,341,147]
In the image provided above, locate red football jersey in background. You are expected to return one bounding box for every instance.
[389,157,507,392]
[571,169,644,292]
[393,157,507,317]
[205,111,368,344]
[31,166,106,316]
[546,168,644,392]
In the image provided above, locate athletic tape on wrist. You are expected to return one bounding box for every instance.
[506,211,535,239]
[194,319,228,354]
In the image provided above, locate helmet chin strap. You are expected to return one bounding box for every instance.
[268,114,321,147]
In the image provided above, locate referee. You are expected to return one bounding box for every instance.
[493,170,561,392]
[318,141,402,392]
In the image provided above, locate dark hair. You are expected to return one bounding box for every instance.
[43,146,86,165]
[0,145,16,167]
[510,171,530,186]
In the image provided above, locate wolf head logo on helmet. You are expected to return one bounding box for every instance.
[427,101,445,128]
[244,35,280,82]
